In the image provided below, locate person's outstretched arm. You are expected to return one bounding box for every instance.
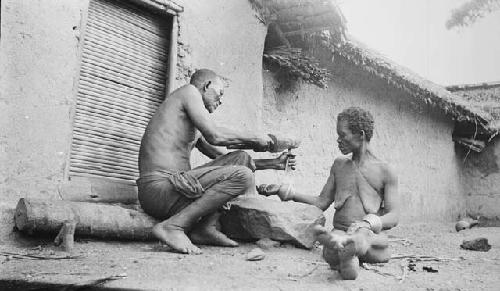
[258,163,336,211]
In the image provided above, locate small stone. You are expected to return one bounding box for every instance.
[246,248,265,261]
[461,238,491,252]
[256,238,280,250]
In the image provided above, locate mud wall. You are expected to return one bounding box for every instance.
[259,54,466,225]
[0,0,266,240]
[460,138,500,223]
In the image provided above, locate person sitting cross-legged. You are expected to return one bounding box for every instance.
[257,107,399,279]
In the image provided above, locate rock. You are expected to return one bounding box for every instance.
[256,238,280,249]
[246,248,265,261]
[220,196,325,249]
[460,238,491,252]
[455,218,479,232]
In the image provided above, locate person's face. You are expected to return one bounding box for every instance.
[336,119,363,154]
[202,78,224,113]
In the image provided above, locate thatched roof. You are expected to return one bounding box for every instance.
[248,1,498,136]
[249,0,346,45]
[334,38,498,134]
[447,82,500,132]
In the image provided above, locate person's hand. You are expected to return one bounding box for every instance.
[256,184,280,196]
[256,183,294,201]
[275,151,296,171]
[346,220,371,235]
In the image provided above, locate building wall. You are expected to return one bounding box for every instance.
[259,54,466,225]
[0,0,266,240]
[460,138,500,224]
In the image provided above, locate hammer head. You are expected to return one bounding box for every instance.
[268,134,301,153]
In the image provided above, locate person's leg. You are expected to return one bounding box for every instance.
[313,225,366,280]
[153,166,254,254]
[359,232,390,264]
[189,211,238,247]
[314,226,346,269]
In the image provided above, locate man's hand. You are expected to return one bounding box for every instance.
[253,134,273,152]
[275,152,296,171]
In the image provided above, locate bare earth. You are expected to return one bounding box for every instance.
[1,223,499,290]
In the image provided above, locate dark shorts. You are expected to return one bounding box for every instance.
[137,151,255,220]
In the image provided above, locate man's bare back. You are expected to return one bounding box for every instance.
[139,85,201,174]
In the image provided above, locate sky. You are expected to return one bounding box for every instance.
[337,0,500,86]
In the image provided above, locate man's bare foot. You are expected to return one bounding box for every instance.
[190,226,238,247]
[152,223,202,255]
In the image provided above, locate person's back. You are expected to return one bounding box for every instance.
[139,85,201,173]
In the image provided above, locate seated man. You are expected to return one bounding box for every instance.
[257,107,399,279]
[138,69,296,255]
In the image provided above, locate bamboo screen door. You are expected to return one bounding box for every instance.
[69,0,173,183]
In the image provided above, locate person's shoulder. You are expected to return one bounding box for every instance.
[374,159,397,182]
[333,155,351,165]
[331,155,351,171]
[172,84,199,99]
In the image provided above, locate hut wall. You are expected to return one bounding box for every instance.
[259,54,466,225]
[0,0,266,240]
[460,138,500,224]
[0,0,88,241]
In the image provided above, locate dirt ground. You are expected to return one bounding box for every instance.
[1,223,499,291]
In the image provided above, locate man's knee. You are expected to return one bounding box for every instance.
[230,166,254,191]
[227,151,255,171]
[228,150,251,159]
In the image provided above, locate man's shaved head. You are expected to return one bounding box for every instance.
[190,69,220,89]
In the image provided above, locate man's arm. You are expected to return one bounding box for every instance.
[195,136,227,159]
[254,152,296,171]
[182,87,271,148]
[379,164,399,230]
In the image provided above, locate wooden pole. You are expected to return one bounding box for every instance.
[167,15,178,94]
[15,198,157,241]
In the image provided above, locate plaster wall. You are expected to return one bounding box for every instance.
[172,0,267,166]
[0,0,87,207]
[259,56,466,225]
[0,0,266,240]
[460,138,500,223]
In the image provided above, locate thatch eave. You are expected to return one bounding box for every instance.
[333,38,497,135]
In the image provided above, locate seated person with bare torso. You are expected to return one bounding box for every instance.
[257,107,399,279]
[138,69,296,255]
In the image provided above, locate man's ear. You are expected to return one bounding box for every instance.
[361,130,366,140]
[204,81,212,91]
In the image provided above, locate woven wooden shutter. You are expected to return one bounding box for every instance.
[69,0,171,183]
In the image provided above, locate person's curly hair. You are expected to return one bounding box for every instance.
[337,107,375,141]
